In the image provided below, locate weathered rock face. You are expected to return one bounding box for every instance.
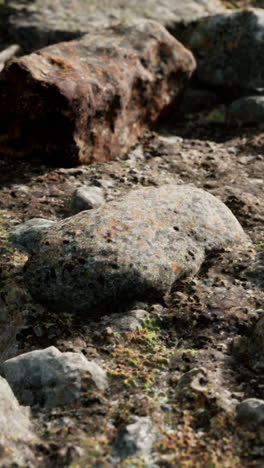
[1,346,108,408]
[2,0,224,53]
[20,184,250,317]
[0,376,38,467]
[177,8,264,91]
[0,20,195,164]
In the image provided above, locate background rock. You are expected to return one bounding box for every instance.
[0,346,108,407]
[0,20,195,164]
[1,0,224,54]
[0,376,38,467]
[227,96,264,126]
[236,398,264,426]
[176,8,264,92]
[22,184,249,317]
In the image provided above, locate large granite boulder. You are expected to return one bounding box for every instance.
[0,20,195,164]
[14,184,250,317]
[177,8,264,91]
[1,0,224,53]
[0,376,38,467]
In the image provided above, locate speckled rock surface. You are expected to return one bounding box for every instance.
[177,8,264,91]
[9,217,55,254]
[1,346,108,408]
[21,184,250,317]
[0,20,195,164]
[0,376,38,467]
[1,0,224,53]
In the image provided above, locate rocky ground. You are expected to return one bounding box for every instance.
[0,1,264,467]
[1,116,264,467]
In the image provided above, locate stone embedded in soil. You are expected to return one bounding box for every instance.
[236,398,264,426]
[112,415,157,460]
[176,8,264,91]
[9,218,56,254]
[0,376,38,466]
[0,346,108,408]
[21,184,250,317]
[0,20,195,165]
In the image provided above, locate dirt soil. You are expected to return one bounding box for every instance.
[1,112,264,467]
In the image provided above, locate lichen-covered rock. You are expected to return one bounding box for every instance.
[0,20,195,164]
[20,184,250,317]
[2,0,224,53]
[177,8,264,91]
[0,346,108,408]
[0,376,38,467]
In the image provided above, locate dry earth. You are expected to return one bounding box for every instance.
[0,1,264,467]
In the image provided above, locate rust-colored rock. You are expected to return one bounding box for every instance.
[0,20,195,165]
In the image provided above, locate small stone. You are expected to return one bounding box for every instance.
[0,346,108,408]
[175,367,209,397]
[236,398,264,426]
[8,218,55,254]
[70,185,105,213]
[100,309,149,333]
[113,416,157,460]
[227,96,264,126]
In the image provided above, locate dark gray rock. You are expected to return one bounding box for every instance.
[227,96,264,126]
[113,416,157,460]
[179,88,220,116]
[236,398,264,426]
[1,346,108,408]
[0,376,38,467]
[9,218,55,254]
[178,8,264,91]
[70,185,105,214]
[246,248,264,289]
[3,0,224,53]
[21,184,250,317]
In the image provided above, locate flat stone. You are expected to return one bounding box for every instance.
[2,0,224,53]
[236,398,264,426]
[0,20,195,165]
[0,376,38,466]
[21,184,250,317]
[177,8,264,91]
[0,346,108,408]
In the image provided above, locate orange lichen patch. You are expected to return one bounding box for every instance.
[95,264,110,272]
[171,261,182,273]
